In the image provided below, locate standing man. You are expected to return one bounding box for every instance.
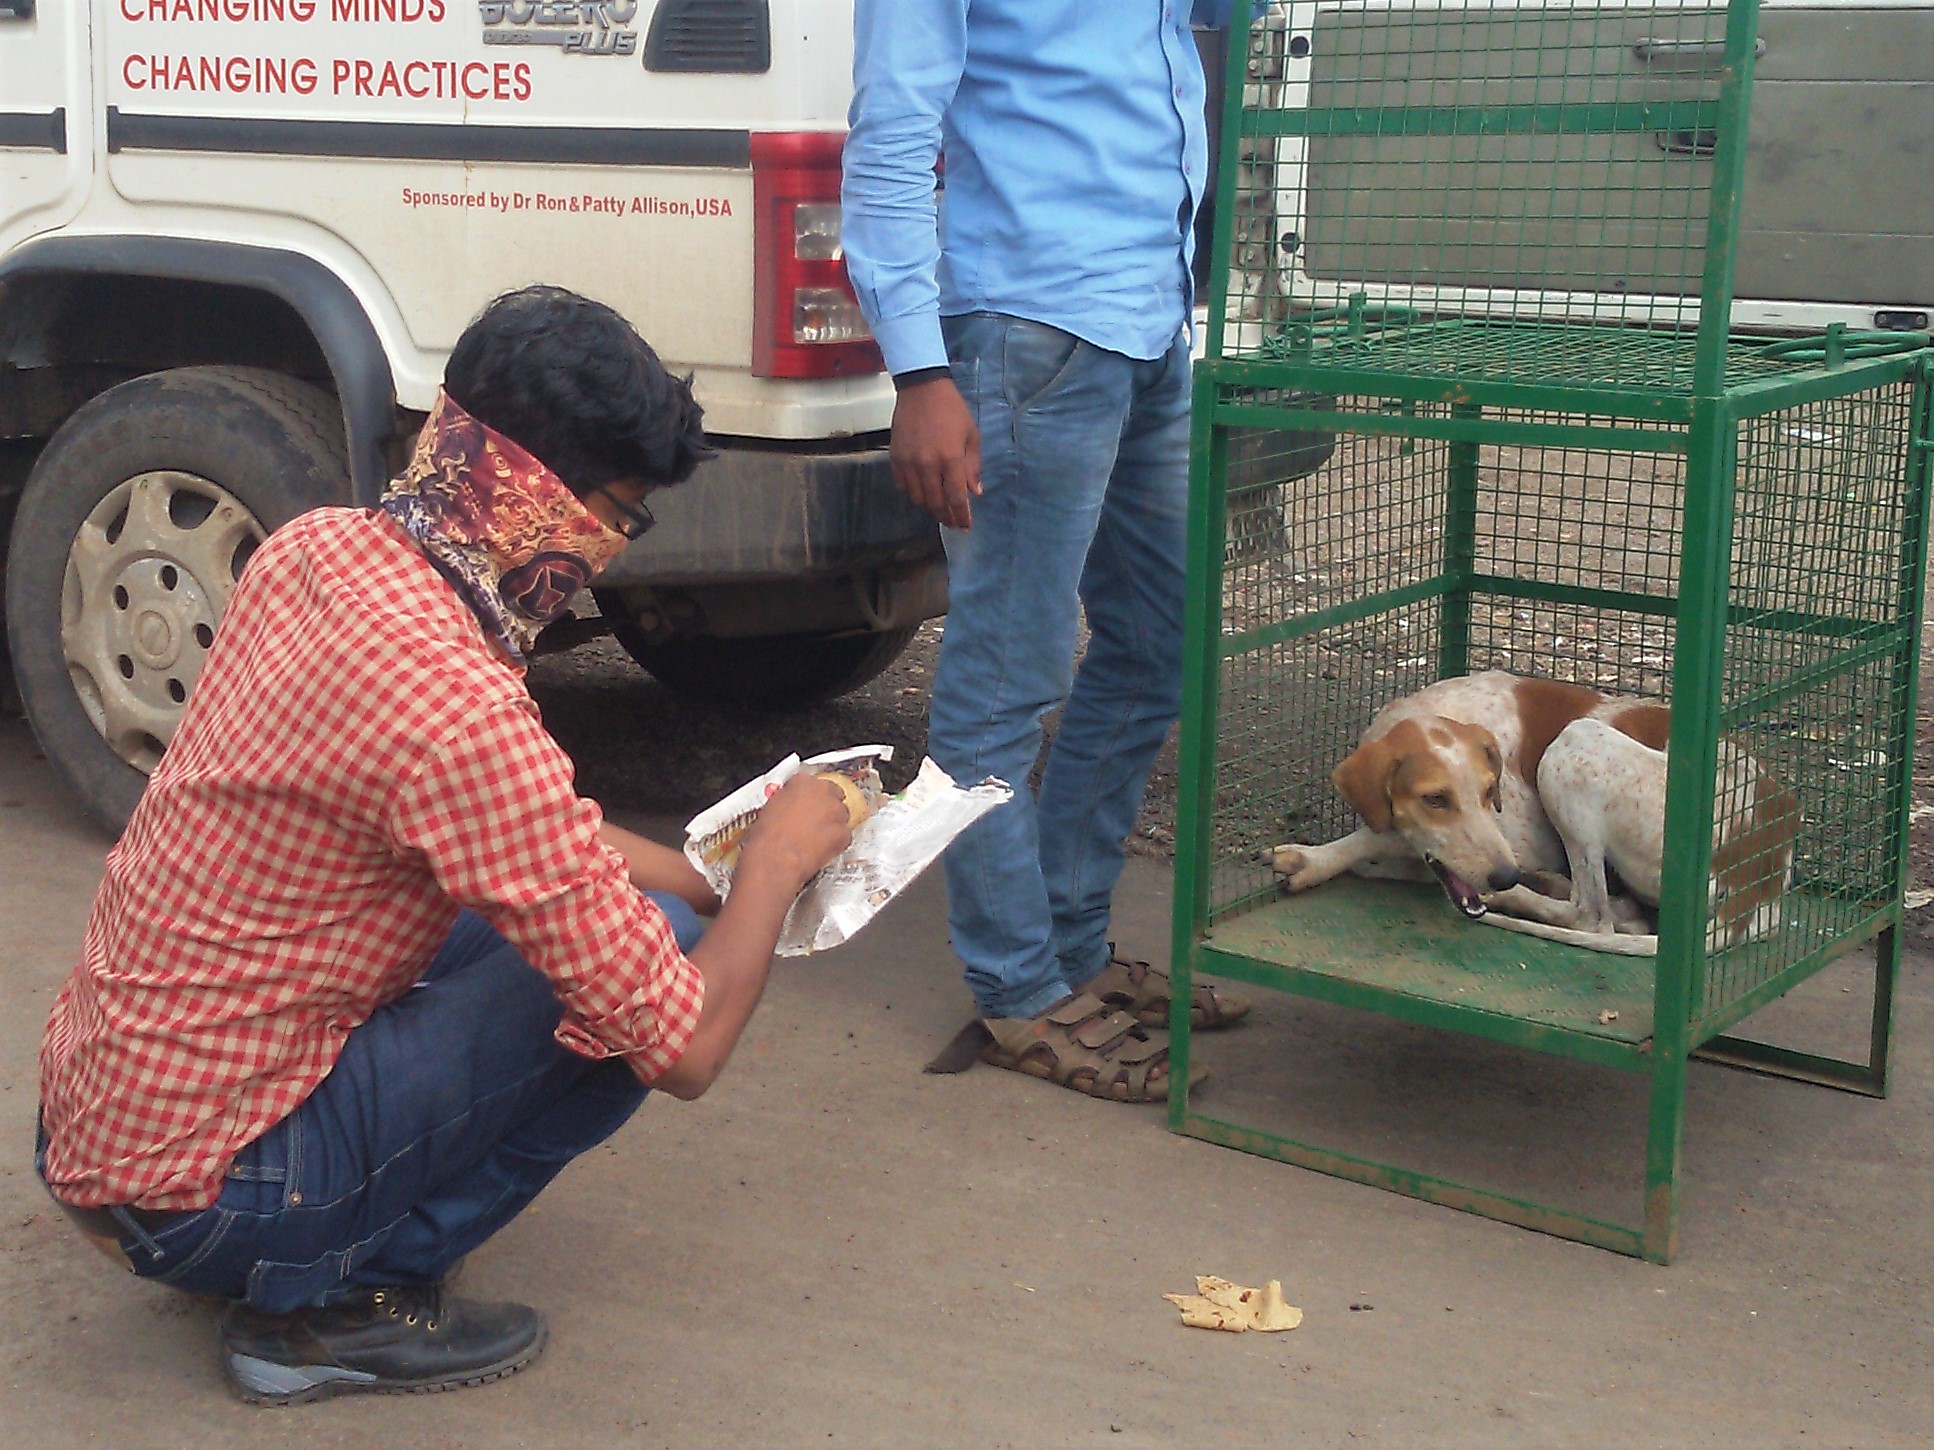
[36,286,854,1404]
[843,1,1249,1103]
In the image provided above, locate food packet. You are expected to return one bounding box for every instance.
[682,746,1013,955]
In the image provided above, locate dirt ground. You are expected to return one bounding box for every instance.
[2,427,1931,1444]
[2,711,1929,1448]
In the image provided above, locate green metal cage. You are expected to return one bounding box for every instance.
[1171,0,1934,1261]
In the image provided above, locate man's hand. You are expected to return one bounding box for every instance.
[737,773,853,891]
[890,376,981,531]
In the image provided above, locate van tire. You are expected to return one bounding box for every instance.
[600,619,919,711]
[5,367,349,832]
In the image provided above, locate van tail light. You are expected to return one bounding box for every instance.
[750,131,885,379]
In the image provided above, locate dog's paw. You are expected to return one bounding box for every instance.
[1518,869,1573,901]
[1262,844,1318,892]
[1609,894,1656,934]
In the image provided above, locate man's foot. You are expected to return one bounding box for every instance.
[219,1284,546,1406]
[978,992,1201,1103]
[1080,950,1251,1031]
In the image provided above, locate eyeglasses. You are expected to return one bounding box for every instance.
[592,485,656,541]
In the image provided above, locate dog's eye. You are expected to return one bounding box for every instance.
[1422,792,1452,810]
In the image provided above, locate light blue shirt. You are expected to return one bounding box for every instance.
[842,0,1229,378]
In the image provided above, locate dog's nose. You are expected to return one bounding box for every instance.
[1487,866,1522,892]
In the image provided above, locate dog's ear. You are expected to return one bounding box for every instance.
[1448,721,1506,813]
[1479,733,1505,813]
[1332,736,1398,833]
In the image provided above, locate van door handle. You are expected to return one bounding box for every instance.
[0,0,36,19]
[1633,36,1765,66]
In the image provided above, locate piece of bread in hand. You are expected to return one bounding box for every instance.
[693,762,883,878]
[812,766,881,831]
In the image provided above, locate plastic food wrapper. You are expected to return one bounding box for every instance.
[682,746,1013,956]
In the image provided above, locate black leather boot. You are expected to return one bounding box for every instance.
[219,1284,546,1406]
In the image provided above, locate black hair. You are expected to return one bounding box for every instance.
[443,285,714,496]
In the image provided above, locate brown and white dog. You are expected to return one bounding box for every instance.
[1264,671,1797,955]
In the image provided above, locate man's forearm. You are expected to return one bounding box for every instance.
[597,820,721,915]
[641,772,853,1099]
[646,855,800,1099]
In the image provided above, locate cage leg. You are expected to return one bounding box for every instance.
[1167,378,1226,1134]
[1166,952,1198,1132]
[1639,1049,1688,1264]
[1870,922,1901,1095]
[1691,924,1897,1097]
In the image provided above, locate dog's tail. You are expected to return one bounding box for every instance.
[1477,914,1659,957]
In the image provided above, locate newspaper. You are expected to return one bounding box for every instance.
[682,746,1013,956]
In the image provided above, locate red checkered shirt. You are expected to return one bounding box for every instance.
[38,508,704,1210]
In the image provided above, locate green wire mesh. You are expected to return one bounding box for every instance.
[1193,0,1930,1032]
[1179,0,1929,1259]
[1198,371,1926,1029]
[1220,1,1776,391]
[1702,384,1924,1014]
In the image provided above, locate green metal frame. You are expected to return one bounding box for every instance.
[1171,0,1934,1262]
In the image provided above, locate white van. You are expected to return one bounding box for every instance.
[2,0,937,827]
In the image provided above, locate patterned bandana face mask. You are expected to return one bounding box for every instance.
[379,391,630,664]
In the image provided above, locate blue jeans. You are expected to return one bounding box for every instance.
[39,894,703,1314]
[932,312,1192,1019]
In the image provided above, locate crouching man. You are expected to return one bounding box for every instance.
[34,286,852,1405]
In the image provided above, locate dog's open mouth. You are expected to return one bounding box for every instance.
[1425,857,1488,919]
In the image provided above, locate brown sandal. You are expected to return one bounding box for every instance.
[977,993,1182,1103]
[1082,951,1251,1032]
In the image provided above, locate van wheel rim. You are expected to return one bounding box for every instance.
[59,471,266,773]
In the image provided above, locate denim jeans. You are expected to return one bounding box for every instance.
[932,312,1192,1019]
[38,894,703,1314]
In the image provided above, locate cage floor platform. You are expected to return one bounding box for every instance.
[1202,877,1657,1064]
[1222,317,1875,394]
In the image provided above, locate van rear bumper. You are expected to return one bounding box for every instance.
[592,441,940,587]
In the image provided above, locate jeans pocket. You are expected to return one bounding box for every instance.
[1001,319,1085,414]
[226,1112,300,1209]
[147,1208,239,1291]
